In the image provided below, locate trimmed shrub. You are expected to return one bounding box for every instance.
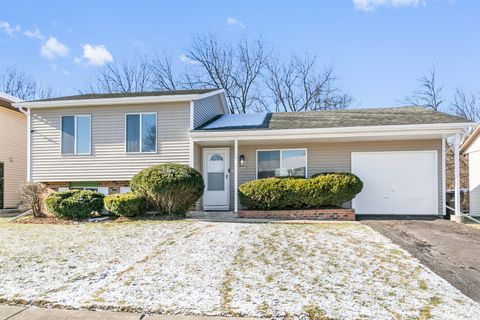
[239,172,363,210]
[45,190,104,220]
[131,163,204,215]
[301,172,363,207]
[238,177,300,210]
[104,192,146,217]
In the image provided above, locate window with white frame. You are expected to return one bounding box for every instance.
[61,115,91,155]
[70,186,99,192]
[257,149,307,179]
[68,182,109,195]
[126,113,157,153]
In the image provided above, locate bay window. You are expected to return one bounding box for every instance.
[257,149,307,178]
[126,113,157,153]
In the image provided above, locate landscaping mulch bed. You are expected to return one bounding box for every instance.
[13,214,187,225]
[12,216,74,225]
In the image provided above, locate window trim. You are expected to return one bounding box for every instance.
[124,112,158,154]
[60,114,92,155]
[255,148,308,179]
[70,186,98,191]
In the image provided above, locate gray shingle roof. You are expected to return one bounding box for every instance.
[195,107,470,131]
[29,89,218,102]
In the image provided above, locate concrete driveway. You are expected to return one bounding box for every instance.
[361,217,480,302]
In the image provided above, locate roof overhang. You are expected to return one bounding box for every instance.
[0,92,22,103]
[460,126,480,154]
[0,92,23,113]
[13,89,226,109]
[191,122,474,142]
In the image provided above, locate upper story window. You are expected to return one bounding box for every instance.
[61,115,91,155]
[257,149,307,179]
[125,113,157,153]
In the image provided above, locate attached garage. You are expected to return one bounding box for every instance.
[351,151,438,215]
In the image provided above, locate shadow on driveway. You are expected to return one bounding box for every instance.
[360,216,480,302]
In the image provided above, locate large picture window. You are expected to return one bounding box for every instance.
[61,115,91,155]
[257,149,307,178]
[126,113,157,153]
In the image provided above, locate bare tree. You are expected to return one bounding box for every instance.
[184,34,269,113]
[18,182,48,218]
[149,52,180,91]
[0,67,53,100]
[263,54,353,112]
[450,88,480,121]
[84,56,152,93]
[81,34,354,114]
[403,68,444,111]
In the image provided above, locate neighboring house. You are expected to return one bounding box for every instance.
[461,127,480,216]
[14,89,475,216]
[0,93,26,209]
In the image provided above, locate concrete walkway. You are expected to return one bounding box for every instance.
[0,305,259,320]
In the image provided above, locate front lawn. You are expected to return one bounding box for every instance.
[0,220,478,319]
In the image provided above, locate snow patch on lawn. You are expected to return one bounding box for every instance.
[0,221,478,319]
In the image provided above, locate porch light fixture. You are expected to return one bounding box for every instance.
[239,155,245,167]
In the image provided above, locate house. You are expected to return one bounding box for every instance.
[14,89,475,217]
[460,126,480,216]
[0,92,26,209]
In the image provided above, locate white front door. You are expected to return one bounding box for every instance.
[203,148,230,210]
[351,151,438,215]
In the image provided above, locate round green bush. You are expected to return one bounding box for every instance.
[301,172,363,207]
[131,163,204,215]
[239,172,363,210]
[238,177,300,210]
[104,192,146,217]
[45,190,104,220]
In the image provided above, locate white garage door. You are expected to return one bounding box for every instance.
[351,151,438,215]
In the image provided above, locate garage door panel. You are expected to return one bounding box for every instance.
[352,151,438,215]
[355,197,435,214]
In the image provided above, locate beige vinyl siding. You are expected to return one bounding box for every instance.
[468,138,480,216]
[0,108,26,208]
[193,95,224,129]
[31,102,190,182]
[200,139,442,212]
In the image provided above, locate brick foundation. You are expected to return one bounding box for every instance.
[239,208,355,221]
[99,181,130,195]
[42,181,130,195]
[43,182,69,193]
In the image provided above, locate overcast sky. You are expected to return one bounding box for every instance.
[0,0,478,107]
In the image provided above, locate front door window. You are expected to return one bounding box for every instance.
[207,153,225,191]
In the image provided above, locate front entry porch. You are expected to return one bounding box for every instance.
[191,130,463,218]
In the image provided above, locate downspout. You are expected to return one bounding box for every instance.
[454,133,461,217]
[442,137,446,216]
[15,106,30,182]
[189,101,195,168]
[234,139,238,213]
[26,108,31,182]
